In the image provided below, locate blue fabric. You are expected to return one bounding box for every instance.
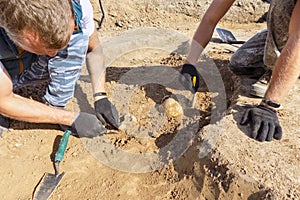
[0,28,18,56]
[44,0,89,107]
[44,32,89,107]
[72,0,83,33]
[0,28,37,79]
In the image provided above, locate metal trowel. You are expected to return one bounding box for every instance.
[33,130,72,200]
[216,28,245,44]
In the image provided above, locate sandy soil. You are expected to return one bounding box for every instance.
[1,0,299,199]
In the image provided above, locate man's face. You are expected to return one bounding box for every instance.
[16,19,75,57]
[16,38,62,57]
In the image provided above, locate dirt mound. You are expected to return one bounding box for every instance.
[92,0,269,36]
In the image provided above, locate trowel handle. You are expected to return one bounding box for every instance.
[228,40,245,44]
[55,130,72,163]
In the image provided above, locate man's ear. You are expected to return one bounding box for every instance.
[23,29,40,43]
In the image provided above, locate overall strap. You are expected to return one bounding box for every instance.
[0,28,19,58]
[72,0,83,33]
[0,28,36,78]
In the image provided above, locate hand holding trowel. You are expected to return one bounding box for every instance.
[180,63,200,108]
[33,130,71,200]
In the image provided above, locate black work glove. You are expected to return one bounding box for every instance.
[180,63,200,93]
[94,97,120,129]
[70,112,107,138]
[240,105,282,142]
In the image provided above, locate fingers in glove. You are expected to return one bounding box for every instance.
[180,64,200,93]
[98,121,108,135]
[94,98,120,129]
[84,122,106,138]
[98,110,119,129]
[274,126,283,140]
[240,109,251,125]
[102,114,119,129]
[257,121,269,142]
[266,123,275,141]
[106,104,120,129]
[251,119,261,139]
[96,113,107,126]
[179,73,194,92]
[72,112,107,138]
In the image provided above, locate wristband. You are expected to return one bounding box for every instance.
[262,98,281,108]
[93,92,107,98]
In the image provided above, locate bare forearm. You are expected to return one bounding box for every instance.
[186,20,216,65]
[265,38,300,103]
[86,44,106,95]
[86,30,106,100]
[0,93,77,126]
[265,0,300,104]
[186,0,235,65]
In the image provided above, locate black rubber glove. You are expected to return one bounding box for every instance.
[70,112,107,138]
[240,105,282,142]
[94,97,120,129]
[180,63,200,93]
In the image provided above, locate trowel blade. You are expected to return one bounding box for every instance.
[191,93,197,108]
[216,28,237,43]
[216,28,245,44]
[33,172,65,200]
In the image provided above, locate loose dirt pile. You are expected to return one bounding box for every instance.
[1,0,299,200]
